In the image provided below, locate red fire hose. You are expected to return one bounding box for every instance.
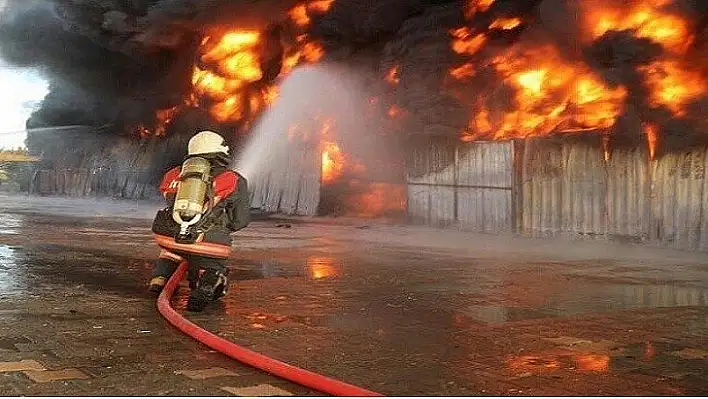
[157,261,383,397]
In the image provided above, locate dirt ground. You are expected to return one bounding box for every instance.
[0,194,707,396]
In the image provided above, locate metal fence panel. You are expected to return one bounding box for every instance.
[249,144,321,216]
[651,148,708,250]
[521,139,568,235]
[407,184,430,224]
[457,187,512,233]
[297,149,322,215]
[429,185,456,227]
[407,142,456,185]
[407,141,514,231]
[457,141,514,188]
[605,147,650,240]
[521,139,648,239]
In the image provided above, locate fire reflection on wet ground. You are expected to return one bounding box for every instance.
[306,256,339,280]
[506,352,611,374]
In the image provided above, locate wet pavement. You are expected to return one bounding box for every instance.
[0,193,707,396]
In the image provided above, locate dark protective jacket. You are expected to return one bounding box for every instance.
[151,163,250,259]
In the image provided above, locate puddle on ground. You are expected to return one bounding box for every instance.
[229,259,303,280]
[504,340,708,388]
[0,214,25,235]
[306,256,340,280]
[0,244,25,293]
[465,283,708,323]
[612,341,708,378]
[506,351,611,374]
[229,257,342,281]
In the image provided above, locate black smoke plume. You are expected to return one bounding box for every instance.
[1,0,707,172]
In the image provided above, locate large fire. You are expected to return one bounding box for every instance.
[184,1,332,126]
[451,0,705,159]
[191,30,272,123]
[133,0,705,218]
[457,44,628,141]
[186,1,394,216]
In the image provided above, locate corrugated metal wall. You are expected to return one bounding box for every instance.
[650,148,708,251]
[408,137,708,251]
[520,139,649,240]
[605,147,650,240]
[31,168,155,198]
[249,145,321,216]
[407,141,515,233]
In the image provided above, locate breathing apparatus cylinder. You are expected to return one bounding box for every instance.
[172,156,212,239]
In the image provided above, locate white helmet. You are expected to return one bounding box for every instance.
[187,130,230,156]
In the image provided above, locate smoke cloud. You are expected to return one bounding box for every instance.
[1,0,707,164]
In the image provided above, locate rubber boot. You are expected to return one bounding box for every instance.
[187,270,228,312]
[148,276,167,295]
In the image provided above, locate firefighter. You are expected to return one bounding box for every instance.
[148,130,250,312]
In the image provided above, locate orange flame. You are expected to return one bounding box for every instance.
[465,0,495,19]
[189,21,328,124]
[346,182,407,218]
[489,17,522,30]
[321,142,345,183]
[303,41,325,63]
[451,28,488,55]
[136,125,151,138]
[584,1,693,54]
[644,123,658,160]
[387,104,406,119]
[282,51,302,75]
[201,31,260,63]
[448,0,703,164]
[210,96,244,123]
[450,63,476,80]
[290,4,310,26]
[386,66,401,85]
[459,45,627,140]
[290,0,335,27]
[135,1,337,135]
[464,106,493,139]
[289,4,310,26]
[136,106,180,137]
[190,29,266,123]
[640,60,706,117]
[154,106,180,136]
[309,0,334,13]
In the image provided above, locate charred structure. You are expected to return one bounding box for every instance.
[0,0,707,217]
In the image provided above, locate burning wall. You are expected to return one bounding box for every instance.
[1,0,707,214]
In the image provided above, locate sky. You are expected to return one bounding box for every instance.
[0,61,49,150]
[0,0,50,151]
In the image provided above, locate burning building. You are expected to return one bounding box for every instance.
[1,0,708,247]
